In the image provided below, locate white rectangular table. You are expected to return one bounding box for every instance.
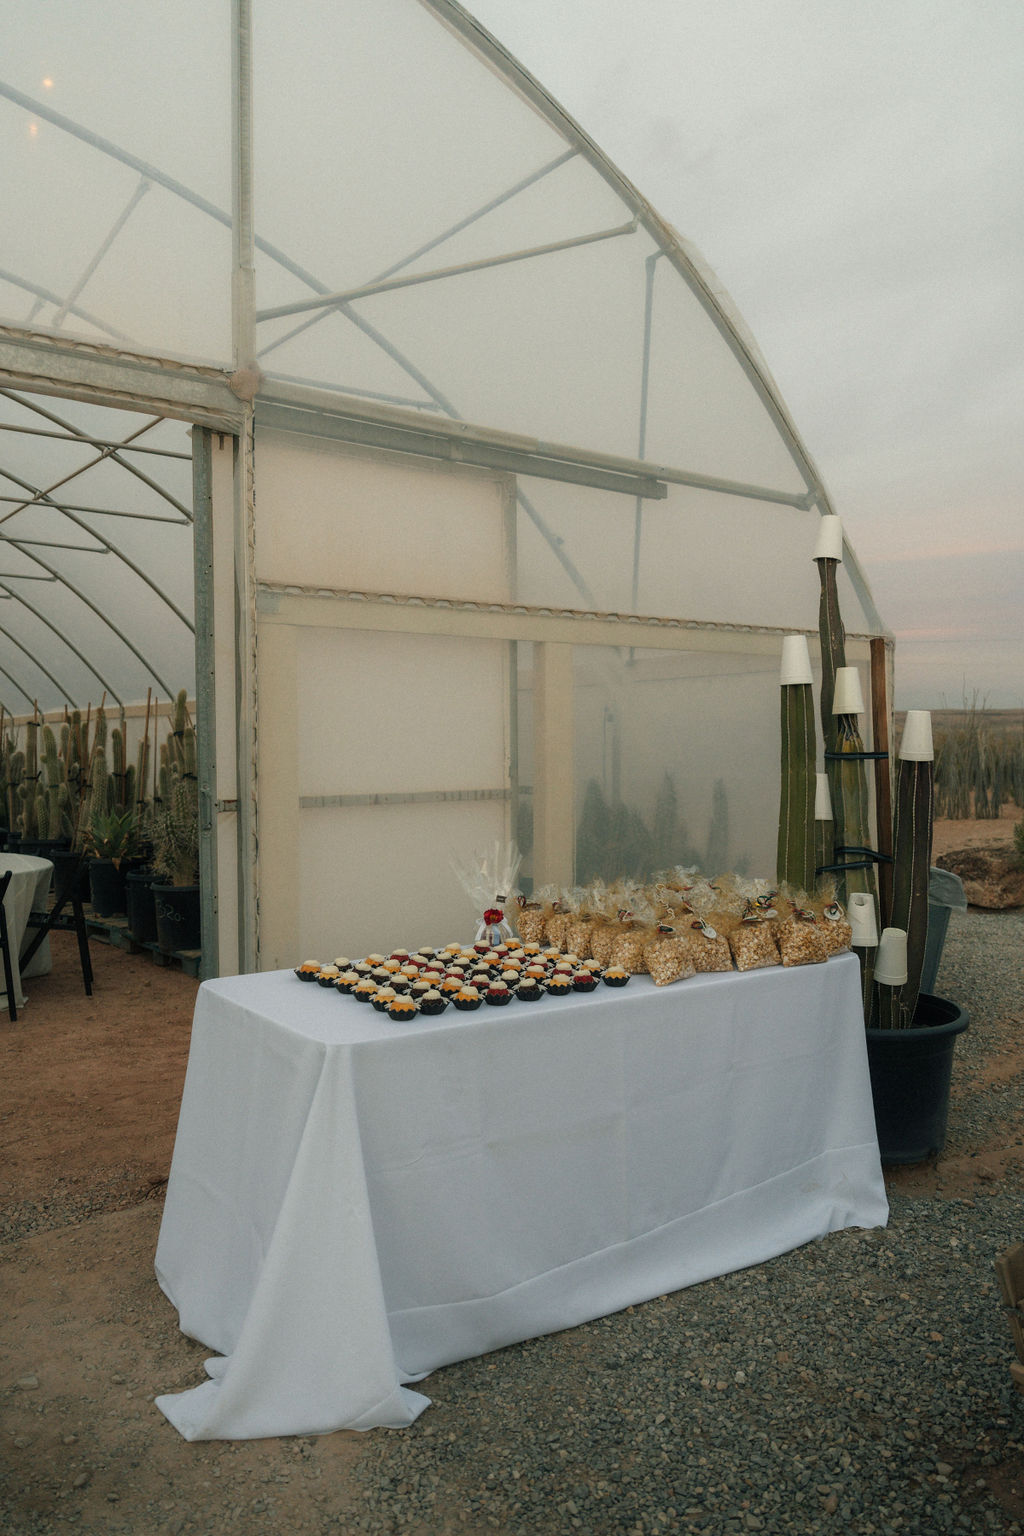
[0,853,54,1009]
[155,951,887,1441]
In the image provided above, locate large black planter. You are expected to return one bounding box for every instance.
[88,857,128,918]
[50,849,92,904]
[126,868,158,945]
[865,993,969,1165]
[152,882,201,954]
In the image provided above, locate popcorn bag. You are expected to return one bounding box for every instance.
[776,902,829,966]
[643,926,697,987]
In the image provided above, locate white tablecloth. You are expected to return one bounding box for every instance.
[0,853,54,1007]
[155,952,887,1441]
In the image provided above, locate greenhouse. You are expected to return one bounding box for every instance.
[0,0,889,977]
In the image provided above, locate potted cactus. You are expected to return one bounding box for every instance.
[805,518,968,1163]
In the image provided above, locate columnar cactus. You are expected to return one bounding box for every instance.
[876,712,934,1029]
[777,636,816,892]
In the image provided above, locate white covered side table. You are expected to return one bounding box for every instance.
[155,952,887,1440]
[0,853,54,1009]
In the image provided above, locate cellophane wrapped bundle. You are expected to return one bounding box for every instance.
[514,895,547,946]
[643,926,697,986]
[450,841,522,946]
[564,889,597,960]
[812,881,853,957]
[608,894,657,975]
[725,910,782,972]
[776,898,829,966]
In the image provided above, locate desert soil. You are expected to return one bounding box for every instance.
[1,812,1020,1534]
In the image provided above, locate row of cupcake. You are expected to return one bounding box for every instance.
[295,943,631,1021]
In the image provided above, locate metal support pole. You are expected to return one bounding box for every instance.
[192,428,219,979]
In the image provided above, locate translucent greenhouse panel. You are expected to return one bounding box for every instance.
[252,0,572,312]
[253,427,514,602]
[570,646,784,884]
[298,800,509,962]
[256,623,512,966]
[0,1,231,361]
[508,477,871,632]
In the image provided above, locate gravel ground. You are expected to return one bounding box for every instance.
[3,909,1023,1535]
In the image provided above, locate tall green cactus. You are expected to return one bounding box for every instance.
[18,717,40,839]
[777,637,816,892]
[876,714,934,1029]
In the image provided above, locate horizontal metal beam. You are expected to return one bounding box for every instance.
[300,788,511,809]
[0,328,244,433]
[257,582,890,652]
[257,400,666,499]
[0,421,191,458]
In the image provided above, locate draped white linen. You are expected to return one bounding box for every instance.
[155,953,887,1440]
[0,854,54,1008]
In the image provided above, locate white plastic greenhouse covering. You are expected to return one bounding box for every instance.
[0,0,889,974]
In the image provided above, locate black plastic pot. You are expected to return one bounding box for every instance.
[88,857,128,918]
[17,836,71,860]
[152,882,201,954]
[865,993,969,1165]
[126,868,158,945]
[50,849,91,904]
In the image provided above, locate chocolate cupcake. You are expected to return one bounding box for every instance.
[418,989,448,1016]
[515,979,543,1002]
[453,986,483,1011]
[485,981,512,1006]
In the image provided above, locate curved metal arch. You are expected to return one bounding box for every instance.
[0,619,76,708]
[0,581,124,705]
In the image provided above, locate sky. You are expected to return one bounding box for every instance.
[470,0,1024,710]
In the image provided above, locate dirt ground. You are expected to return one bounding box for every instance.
[1,813,1020,1534]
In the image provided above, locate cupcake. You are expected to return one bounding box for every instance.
[545,975,572,997]
[317,964,340,987]
[515,978,543,1002]
[441,975,464,997]
[418,989,448,1016]
[603,967,630,988]
[332,957,352,972]
[390,949,410,962]
[335,970,361,994]
[390,975,411,995]
[410,980,433,1004]
[352,961,374,980]
[453,986,483,1012]
[485,981,512,1006]
[372,986,397,1012]
[572,970,598,992]
[500,968,521,988]
[387,995,419,1023]
[354,978,378,1003]
[366,953,387,966]
[371,966,392,987]
[295,960,320,981]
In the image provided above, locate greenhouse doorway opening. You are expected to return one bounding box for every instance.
[0,387,221,975]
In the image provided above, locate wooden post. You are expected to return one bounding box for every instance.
[870,637,893,927]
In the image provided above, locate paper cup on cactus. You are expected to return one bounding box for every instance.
[899,710,934,762]
[814,773,833,821]
[780,634,813,686]
[848,892,878,948]
[813,515,844,562]
[874,928,909,987]
[832,666,865,716]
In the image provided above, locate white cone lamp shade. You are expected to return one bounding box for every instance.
[832,666,865,715]
[813,516,844,562]
[848,892,878,947]
[874,927,909,986]
[900,710,934,762]
[780,634,813,686]
[815,772,833,821]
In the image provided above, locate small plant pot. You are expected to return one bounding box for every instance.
[126,868,158,945]
[865,993,969,1165]
[152,882,201,954]
[88,857,128,918]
